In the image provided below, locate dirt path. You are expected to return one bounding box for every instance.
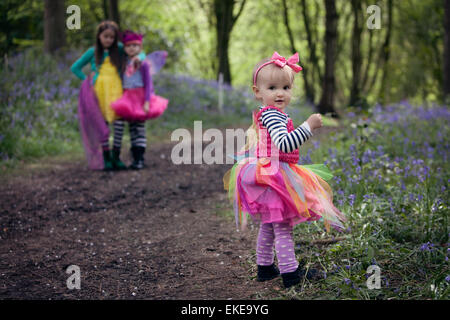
[0,141,281,300]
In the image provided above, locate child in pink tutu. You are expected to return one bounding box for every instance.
[223,52,346,288]
[111,30,168,169]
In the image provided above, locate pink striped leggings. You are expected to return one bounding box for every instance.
[256,222,298,273]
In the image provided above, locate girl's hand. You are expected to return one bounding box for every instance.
[143,101,150,113]
[131,56,142,69]
[306,113,323,131]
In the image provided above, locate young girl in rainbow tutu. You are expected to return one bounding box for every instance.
[223,52,346,288]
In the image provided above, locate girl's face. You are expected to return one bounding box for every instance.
[124,43,142,57]
[99,28,116,49]
[253,66,293,110]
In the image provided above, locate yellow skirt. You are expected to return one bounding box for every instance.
[94,56,123,123]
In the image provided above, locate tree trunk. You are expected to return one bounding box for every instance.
[361,26,375,92]
[317,0,338,117]
[444,0,450,100]
[378,0,393,104]
[300,0,322,104]
[214,0,246,84]
[103,0,109,20]
[349,0,363,107]
[44,0,66,54]
[282,0,314,103]
[108,0,120,26]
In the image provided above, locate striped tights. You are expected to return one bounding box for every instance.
[101,120,146,150]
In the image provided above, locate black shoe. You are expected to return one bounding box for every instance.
[281,266,302,288]
[257,264,280,282]
[130,146,146,170]
[281,265,321,288]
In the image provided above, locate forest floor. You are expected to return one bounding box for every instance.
[0,125,340,300]
[0,136,287,300]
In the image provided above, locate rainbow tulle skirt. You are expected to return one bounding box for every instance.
[223,156,346,231]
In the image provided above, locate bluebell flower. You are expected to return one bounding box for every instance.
[419,242,435,252]
[348,194,355,206]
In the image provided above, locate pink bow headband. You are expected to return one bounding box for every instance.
[253,52,303,86]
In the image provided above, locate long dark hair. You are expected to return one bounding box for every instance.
[95,20,121,72]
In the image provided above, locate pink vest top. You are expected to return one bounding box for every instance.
[253,106,300,164]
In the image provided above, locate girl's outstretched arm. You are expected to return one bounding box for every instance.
[70,47,95,80]
[261,108,313,153]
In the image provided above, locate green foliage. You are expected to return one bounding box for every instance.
[282,103,449,300]
[0,0,44,55]
[2,0,445,106]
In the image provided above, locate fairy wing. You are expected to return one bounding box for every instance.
[144,51,168,75]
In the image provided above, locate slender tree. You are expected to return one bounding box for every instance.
[444,0,450,100]
[44,0,66,54]
[281,0,314,104]
[214,0,246,84]
[317,0,339,117]
[108,0,120,27]
[378,0,393,104]
[300,0,323,104]
[361,20,376,93]
[103,0,108,20]
[349,0,363,107]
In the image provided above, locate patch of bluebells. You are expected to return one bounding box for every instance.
[419,242,436,252]
[297,104,449,305]
[0,48,258,160]
[155,72,255,117]
[321,102,449,235]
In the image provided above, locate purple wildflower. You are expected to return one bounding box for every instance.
[348,194,355,206]
[419,242,435,252]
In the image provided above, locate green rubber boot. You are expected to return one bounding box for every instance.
[103,150,113,171]
[112,148,127,170]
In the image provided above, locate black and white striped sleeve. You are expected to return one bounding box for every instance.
[260,109,313,153]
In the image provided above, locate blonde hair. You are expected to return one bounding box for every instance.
[252,58,295,87]
[244,56,295,153]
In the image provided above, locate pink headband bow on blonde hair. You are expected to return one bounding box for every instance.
[253,51,303,86]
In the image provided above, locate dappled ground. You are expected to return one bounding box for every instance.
[0,138,285,300]
[0,125,342,300]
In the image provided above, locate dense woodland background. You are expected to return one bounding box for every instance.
[1,0,449,112]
